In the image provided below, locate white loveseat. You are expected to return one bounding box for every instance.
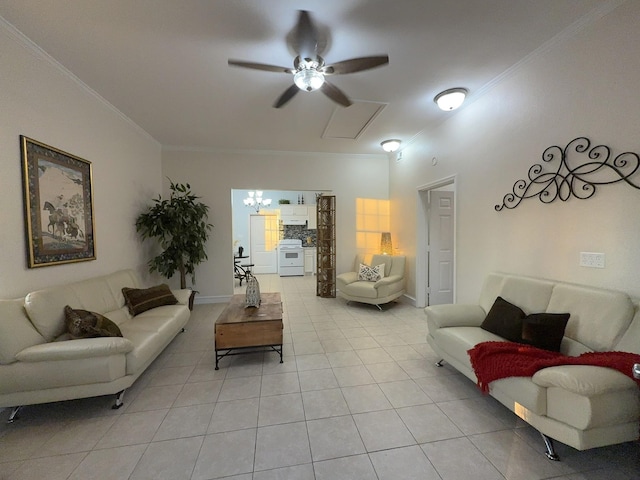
[336,254,406,309]
[0,269,191,420]
[425,272,640,460]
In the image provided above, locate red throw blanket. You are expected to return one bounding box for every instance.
[468,341,640,393]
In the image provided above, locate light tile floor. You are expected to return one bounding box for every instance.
[1,274,638,479]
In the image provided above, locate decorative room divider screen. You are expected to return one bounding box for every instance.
[316,195,336,298]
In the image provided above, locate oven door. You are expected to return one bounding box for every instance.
[279,248,303,267]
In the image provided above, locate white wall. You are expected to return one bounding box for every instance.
[161,149,388,301]
[391,1,640,303]
[0,20,162,298]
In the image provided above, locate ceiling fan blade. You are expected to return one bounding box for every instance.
[273,84,300,108]
[228,59,293,74]
[288,10,319,59]
[322,55,389,75]
[320,81,352,107]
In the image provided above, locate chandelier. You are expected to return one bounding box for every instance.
[243,191,272,212]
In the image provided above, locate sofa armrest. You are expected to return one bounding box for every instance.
[337,272,358,287]
[532,365,638,396]
[424,304,486,329]
[171,288,192,305]
[373,275,403,289]
[15,337,134,362]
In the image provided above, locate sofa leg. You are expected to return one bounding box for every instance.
[375,304,382,311]
[7,406,22,423]
[435,359,445,367]
[541,433,560,461]
[112,390,126,410]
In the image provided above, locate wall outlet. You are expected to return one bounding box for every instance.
[580,252,605,268]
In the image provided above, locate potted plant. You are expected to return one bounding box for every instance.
[135,179,213,309]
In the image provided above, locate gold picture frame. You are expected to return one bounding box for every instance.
[21,136,96,267]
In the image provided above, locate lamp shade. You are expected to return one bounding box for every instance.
[434,88,468,111]
[380,232,393,255]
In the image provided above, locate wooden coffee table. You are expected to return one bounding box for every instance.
[214,292,283,370]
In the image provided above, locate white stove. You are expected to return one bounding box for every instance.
[278,239,304,276]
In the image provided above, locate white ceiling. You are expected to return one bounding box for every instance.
[0,0,606,155]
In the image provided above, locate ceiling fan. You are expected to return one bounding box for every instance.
[228,10,389,108]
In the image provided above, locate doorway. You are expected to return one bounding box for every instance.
[250,214,279,274]
[232,189,329,287]
[415,175,456,308]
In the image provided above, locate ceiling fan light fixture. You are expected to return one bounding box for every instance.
[434,88,468,111]
[294,68,324,92]
[381,139,401,153]
[229,11,389,107]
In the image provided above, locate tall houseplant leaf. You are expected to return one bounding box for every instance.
[135,179,213,290]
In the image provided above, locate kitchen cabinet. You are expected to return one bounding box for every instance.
[304,248,316,275]
[307,205,317,229]
[280,205,309,225]
[279,205,308,216]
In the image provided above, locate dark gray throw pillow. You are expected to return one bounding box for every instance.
[521,313,570,352]
[480,296,526,342]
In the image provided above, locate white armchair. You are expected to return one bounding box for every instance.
[337,254,406,310]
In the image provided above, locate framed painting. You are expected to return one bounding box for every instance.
[21,136,96,267]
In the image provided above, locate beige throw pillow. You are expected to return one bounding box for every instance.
[358,263,384,282]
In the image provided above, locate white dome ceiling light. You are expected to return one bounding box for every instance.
[434,88,468,111]
[381,139,401,153]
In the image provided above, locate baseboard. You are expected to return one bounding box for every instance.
[400,293,417,307]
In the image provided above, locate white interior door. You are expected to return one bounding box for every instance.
[250,214,278,274]
[428,190,454,305]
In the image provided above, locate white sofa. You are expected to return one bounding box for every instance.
[336,254,406,310]
[425,272,640,460]
[0,269,191,420]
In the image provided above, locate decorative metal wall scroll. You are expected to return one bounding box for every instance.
[495,137,640,211]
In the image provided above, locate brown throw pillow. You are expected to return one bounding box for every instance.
[122,284,178,316]
[480,296,526,343]
[521,313,570,352]
[64,306,123,339]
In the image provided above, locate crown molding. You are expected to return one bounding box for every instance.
[472,0,626,100]
[162,144,387,159]
[406,0,627,151]
[0,15,159,147]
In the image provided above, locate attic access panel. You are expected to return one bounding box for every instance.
[322,101,386,140]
